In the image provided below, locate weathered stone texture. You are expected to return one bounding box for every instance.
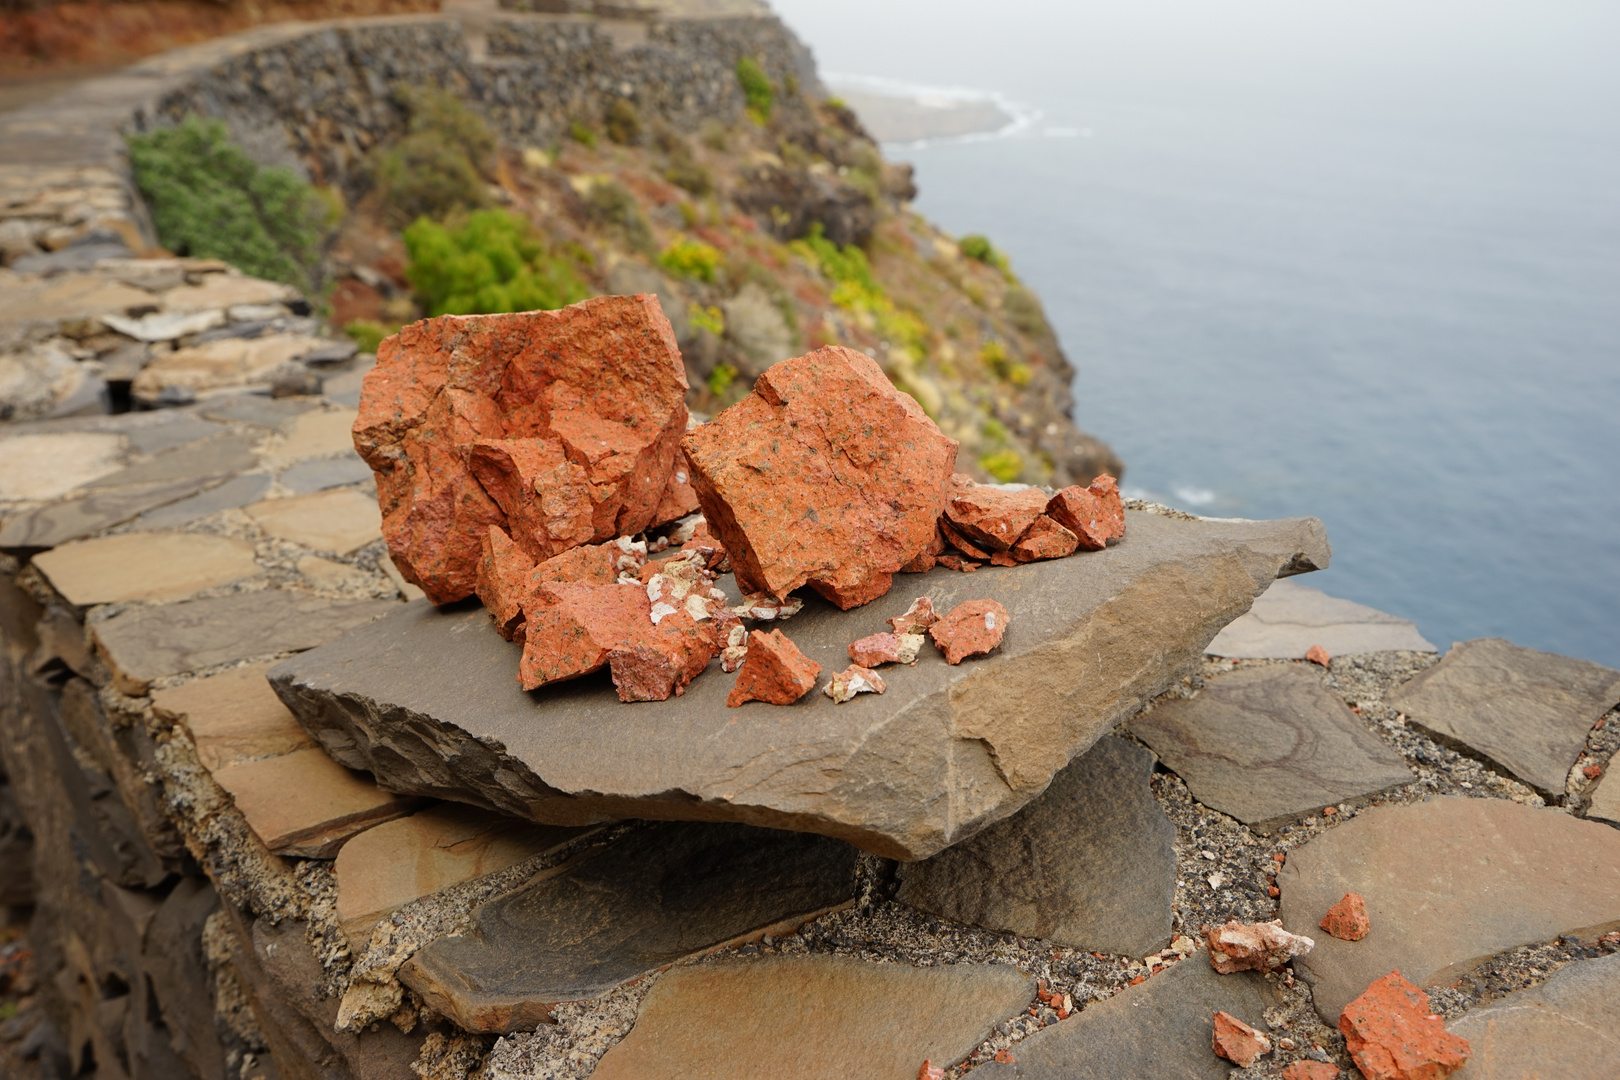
[1208,577,1437,658]
[1449,952,1620,1080]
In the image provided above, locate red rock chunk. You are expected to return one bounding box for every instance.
[824,664,886,703]
[518,581,650,691]
[714,608,749,673]
[1212,1010,1273,1067]
[887,597,940,635]
[533,538,638,588]
[354,294,689,604]
[1320,892,1371,941]
[1206,919,1315,974]
[944,484,1049,552]
[989,551,1018,567]
[899,550,936,573]
[679,520,730,573]
[608,609,716,702]
[929,599,1010,665]
[726,629,823,707]
[847,632,924,668]
[1045,473,1125,551]
[1011,515,1080,562]
[917,1063,944,1080]
[682,345,958,610]
[936,555,980,573]
[476,526,534,641]
[1281,1061,1340,1080]
[939,518,994,561]
[1339,972,1470,1080]
[1305,644,1332,667]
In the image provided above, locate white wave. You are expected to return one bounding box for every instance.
[822,70,1043,149]
[1172,485,1219,507]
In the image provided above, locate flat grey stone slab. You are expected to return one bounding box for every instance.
[278,456,372,494]
[271,511,1330,860]
[82,432,260,490]
[1130,664,1413,831]
[122,413,224,456]
[1386,638,1620,796]
[131,473,272,530]
[1277,796,1620,1023]
[895,735,1176,955]
[92,589,395,695]
[970,953,1279,1080]
[399,822,858,1033]
[1451,952,1620,1079]
[0,478,208,551]
[200,395,318,429]
[1207,578,1435,658]
[1589,770,1620,825]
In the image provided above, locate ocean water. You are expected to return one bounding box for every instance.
[771,1,1620,667]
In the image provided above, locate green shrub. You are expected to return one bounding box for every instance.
[664,157,713,198]
[403,209,589,317]
[127,116,330,290]
[979,448,1024,483]
[569,118,599,148]
[659,239,724,283]
[373,89,496,226]
[706,361,737,397]
[343,319,393,354]
[582,180,654,253]
[736,58,774,123]
[1002,284,1048,337]
[959,234,997,263]
[605,99,641,145]
[689,304,726,336]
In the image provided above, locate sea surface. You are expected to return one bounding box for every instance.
[772,0,1620,668]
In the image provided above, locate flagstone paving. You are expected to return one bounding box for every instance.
[1207,577,1436,659]
[1449,952,1620,1079]
[33,530,260,605]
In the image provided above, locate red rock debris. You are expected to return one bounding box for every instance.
[939,516,995,561]
[1305,644,1332,667]
[888,596,940,635]
[731,593,804,622]
[476,526,535,641]
[1206,919,1315,974]
[726,629,822,707]
[1011,514,1079,562]
[824,664,886,703]
[682,345,958,611]
[917,1062,944,1080]
[936,554,980,573]
[944,483,1049,551]
[992,1049,1016,1064]
[1339,971,1470,1080]
[1212,1010,1273,1067]
[518,582,651,691]
[847,632,924,668]
[1045,473,1125,551]
[1583,763,1603,780]
[929,599,1010,665]
[1281,1062,1340,1080]
[354,294,691,603]
[608,609,715,702]
[1320,892,1371,941]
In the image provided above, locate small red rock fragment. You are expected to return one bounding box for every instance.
[917,1062,944,1080]
[1010,514,1080,562]
[1582,763,1603,780]
[679,520,730,573]
[992,1049,1016,1064]
[848,632,924,668]
[716,612,749,673]
[1045,473,1125,550]
[1281,1061,1340,1080]
[929,599,1010,665]
[726,629,822,707]
[936,555,980,572]
[1212,1010,1273,1067]
[1339,971,1470,1080]
[989,551,1018,567]
[824,664,886,703]
[682,345,958,610]
[944,484,1050,552]
[899,550,937,573]
[939,518,994,561]
[1206,919,1315,974]
[518,582,650,690]
[1305,644,1332,667]
[607,609,717,702]
[476,526,535,640]
[888,597,940,635]
[1320,893,1370,941]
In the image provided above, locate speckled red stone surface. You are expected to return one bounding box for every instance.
[887,596,939,635]
[354,295,689,604]
[944,485,1049,552]
[1320,892,1371,941]
[1212,1010,1272,1067]
[1011,514,1080,562]
[517,581,651,691]
[847,632,923,668]
[475,525,534,641]
[681,345,958,610]
[928,599,1010,665]
[939,519,993,562]
[726,628,823,707]
[1339,972,1470,1080]
[1281,1062,1340,1080]
[608,609,717,703]
[1045,473,1125,551]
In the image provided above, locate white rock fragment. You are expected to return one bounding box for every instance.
[887,596,940,635]
[824,664,886,704]
[895,633,926,665]
[720,623,749,673]
[733,593,804,622]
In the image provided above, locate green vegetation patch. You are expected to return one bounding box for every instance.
[792,225,927,357]
[979,447,1024,483]
[404,209,589,317]
[659,239,724,283]
[373,88,497,226]
[736,57,774,124]
[127,116,332,290]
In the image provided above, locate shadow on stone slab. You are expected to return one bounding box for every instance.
[970,955,1279,1080]
[1277,796,1620,1022]
[1450,952,1620,1079]
[591,955,1034,1080]
[398,821,859,1033]
[1131,664,1413,831]
[270,511,1330,860]
[895,735,1176,956]
[1386,638,1620,797]
[1207,578,1435,659]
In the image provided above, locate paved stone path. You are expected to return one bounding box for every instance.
[1207,577,1436,658]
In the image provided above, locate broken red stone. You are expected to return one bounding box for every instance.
[1206,919,1315,974]
[929,599,1010,665]
[824,664,886,703]
[1320,893,1371,941]
[607,608,717,702]
[917,1063,944,1080]
[1212,1010,1273,1067]
[1339,971,1470,1080]
[1582,763,1603,780]
[989,551,1018,567]
[936,555,980,573]
[888,597,940,635]
[682,345,958,610]
[848,632,924,668]
[899,550,937,573]
[944,484,1049,552]
[476,526,535,640]
[1305,644,1332,667]
[354,294,690,604]
[678,519,730,573]
[1045,473,1125,551]
[992,1049,1016,1065]
[731,592,804,622]
[1011,514,1080,562]
[1281,1061,1339,1080]
[725,629,823,707]
[534,538,638,587]
[517,581,651,691]
[939,518,994,561]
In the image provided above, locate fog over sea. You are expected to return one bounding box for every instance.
[771,0,1620,668]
